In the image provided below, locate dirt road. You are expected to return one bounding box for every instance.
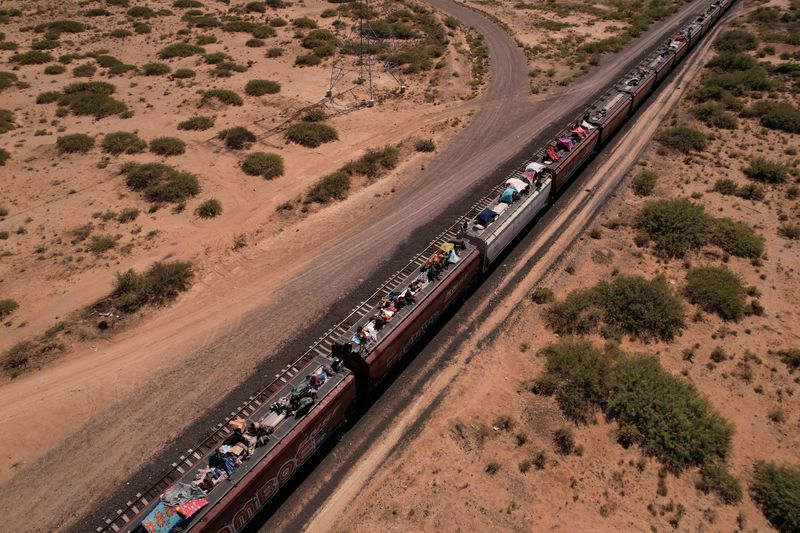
[257,9,737,531]
[0,1,717,531]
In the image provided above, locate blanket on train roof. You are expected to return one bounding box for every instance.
[142,502,183,533]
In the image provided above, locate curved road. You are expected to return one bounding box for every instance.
[3,1,715,531]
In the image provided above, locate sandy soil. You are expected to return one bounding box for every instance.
[0,0,730,531]
[307,4,800,532]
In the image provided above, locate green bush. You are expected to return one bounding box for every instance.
[246,38,265,48]
[141,62,171,76]
[743,157,788,183]
[286,122,338,147]
[735,183,765,201]
[72,63,97,77]
[195,198,222,218]
[714,29,758,53]
[85,7,112,16]
[173,0,203,7]
[251,25,276,39]
[35,20,86,36]
[691,103,738,129]
[109,28,133,38]
[636,198,711,258]
[302,29,336,57]
[244,79,281,96]
[655,126,707,153]
[133,22,151,34]
[158,42,205,59]
[294,53,321,67]
[266,47,283,58]
[217,127,256,149]
[750,462,800,533]
[415,138,436,152]
[545,274,685,342]
[697,462,743,504]
[610,353,733,470]
[341,146,399,179]
[306,171,350,203]
[0,109,14,134]
[0,71,18,92]
[777,349,800,371]
[56,133,94,154]
[32,39,60,50]
[530,286,555,304]
[127,6,155,18]
[706,51,758,72]
[222,20,257,33]
[292,16,317,28]
[778,224,800,240]
[742,101,800,134]
[101,131,146,154]
[117,207,139,223]
[553,427,575,455]
[177,115,214,130]
[173,68,196,79]
[11,50,54,65]
[269,18,287,28]
[57,81,127,118]
[121,162,200,202]
[710,218,764,258]
[0,148,9,166]
[149,136,186,156]
[685,266,746,320]
[631,170,658,196]
[88,234,119,254]
[533,339,613,424]
[713,178,738,195]
[0,299,19,317]
[114,260,194,312]
[241,152,284,179]
[96,55,122,68]
[246,1,265,13]
[201,88,243,106]
[302,107,326,122]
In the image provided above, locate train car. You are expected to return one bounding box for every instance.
[619,64,658,110]
[118,358,355,533]
[645,46,676,85]
[587,88,633,144]
[458,162,553,266]
[195,374,355,533]
[669,31,691,62]
[336,245,482,392]
[685,21,705,45]
[549,126,601,192]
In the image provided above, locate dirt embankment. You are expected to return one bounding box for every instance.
[305,3,800,532]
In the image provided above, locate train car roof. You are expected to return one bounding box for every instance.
[336,241,478,357]
[123,356,350,532]
[587,88,632,126]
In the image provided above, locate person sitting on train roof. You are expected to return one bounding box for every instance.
[506,177,529,194]
[474,207,498,229]
[500,186,519,205]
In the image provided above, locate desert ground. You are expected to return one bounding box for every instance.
[296,1,800,532]
[2,0,797,531]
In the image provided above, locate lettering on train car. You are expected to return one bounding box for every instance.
[216,410,339,533]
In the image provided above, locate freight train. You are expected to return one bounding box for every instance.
[103,1,734,531]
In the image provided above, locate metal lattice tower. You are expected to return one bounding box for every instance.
[325,0,406,112]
